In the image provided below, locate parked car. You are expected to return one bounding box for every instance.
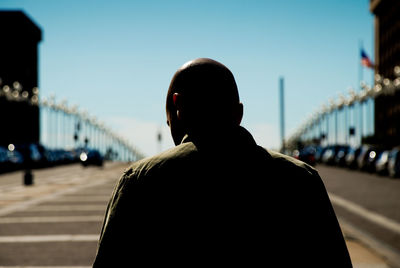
[388,147,400,178]
[321,145,342,165]
[315,146,328,163]
[0,146,9,173]
[12,143,46,168]
[293,146,316,166]
[357,145,384,172]
[375,150,391,175]
[80,149,104,167]
[334,145,350,166]
[356,145,371,170]
[43,149,58,166]
[6,145,24,171]
[43,148,75,166]
[345,146,362,169]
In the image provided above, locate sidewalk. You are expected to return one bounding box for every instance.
[341,219,396,268]
[344,234,389,268]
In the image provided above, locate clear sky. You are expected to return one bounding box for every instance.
[1,0,374,156]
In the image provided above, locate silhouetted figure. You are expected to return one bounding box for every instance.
[93,58,352,267]
[20,144,34,186]
[23,169,33,186]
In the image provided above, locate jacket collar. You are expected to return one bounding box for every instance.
[180,126,257,150]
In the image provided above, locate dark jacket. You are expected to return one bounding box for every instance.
[93,126,352,267]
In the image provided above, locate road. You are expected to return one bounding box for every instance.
[0,162,398,267]
[0,162,125,267]
[317,164,400,267]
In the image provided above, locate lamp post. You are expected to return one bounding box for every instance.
[328,98,336,145]
[49,95,56,149]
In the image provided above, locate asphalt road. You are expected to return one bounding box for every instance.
[0,162,126,267]
[0,161,398,267]
[317,164,400,266]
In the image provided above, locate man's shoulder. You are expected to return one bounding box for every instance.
[264,148,319,177]
[122,142,197,180]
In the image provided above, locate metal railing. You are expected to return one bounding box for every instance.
[287,65,400,149]
[0,79,144,162]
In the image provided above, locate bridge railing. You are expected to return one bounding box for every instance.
[0,80,144,163]
[286,66,400,150]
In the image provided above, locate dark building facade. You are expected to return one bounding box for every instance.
[371,0,400,146]
[0,11,42,146]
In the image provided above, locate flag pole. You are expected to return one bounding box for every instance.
[359,39,364,90]
[279,77,285,153]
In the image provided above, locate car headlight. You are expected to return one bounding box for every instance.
[80,152,88,162]
[369,151,376,159]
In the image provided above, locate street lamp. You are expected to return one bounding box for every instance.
[2,85,10,100]
[394,66,400,77]
[13,81,22,92]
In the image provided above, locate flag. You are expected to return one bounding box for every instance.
[360,49,374,69]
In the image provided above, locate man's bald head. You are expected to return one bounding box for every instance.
[167,58,239,112]
[166,58,243,143]
[166,58,243,144]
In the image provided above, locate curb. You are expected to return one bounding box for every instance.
[339,217,400,268]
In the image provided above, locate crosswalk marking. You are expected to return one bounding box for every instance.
[0,215,103,224]
[54,196,110,202]
[30,205,106,211]
[0,176,114,217]
[0,234,99,243]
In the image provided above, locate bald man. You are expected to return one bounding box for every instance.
[93,58,352,267]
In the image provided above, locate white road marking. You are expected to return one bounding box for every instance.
[351,265,389,268]
[54,196,110,202]
[339,218,400,268]
[0,215,103,224]
[30,205,106,211]
[329,192,400,235]
[0,177,113,217]
[0,234,98,243]
[69,191,112,195]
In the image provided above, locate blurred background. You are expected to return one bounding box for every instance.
[0,0,399,267]
[0,0,376,158]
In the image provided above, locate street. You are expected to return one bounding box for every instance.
[0,162,398,267]
[317,164,400,267]
[0,162,125,267]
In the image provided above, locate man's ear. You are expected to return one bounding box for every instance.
[173,93,182,120]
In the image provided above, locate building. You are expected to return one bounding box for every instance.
[0,10,42,146]
[370,0,400,146]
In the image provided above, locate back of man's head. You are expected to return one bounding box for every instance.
[166,58,242,136]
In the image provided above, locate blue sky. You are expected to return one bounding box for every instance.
[1,0,374,156]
